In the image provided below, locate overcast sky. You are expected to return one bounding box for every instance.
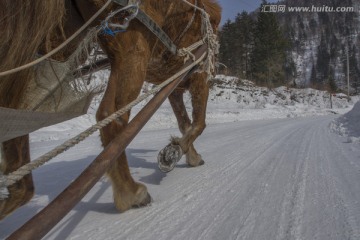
[218,0,279,25]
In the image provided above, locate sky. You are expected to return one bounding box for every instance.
[218,0,279,25]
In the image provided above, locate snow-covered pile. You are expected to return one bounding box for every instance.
[330,100,360,143]
[30,75,358,142]
[211,75,355,109]
[205,75,358,124]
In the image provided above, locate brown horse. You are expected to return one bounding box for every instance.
[0,0,221,220]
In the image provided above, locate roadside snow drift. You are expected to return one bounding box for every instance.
[331,100,360,143]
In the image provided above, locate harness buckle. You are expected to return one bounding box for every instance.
[101,3,139,36]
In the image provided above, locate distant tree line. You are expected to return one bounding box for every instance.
[219,2,295,88]
[218,0,360,93]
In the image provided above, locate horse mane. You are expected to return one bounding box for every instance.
[0,0,65,108]
[203,0,222,29]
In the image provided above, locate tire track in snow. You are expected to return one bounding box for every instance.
[320,127,360,240]
[232,149,288,240]
[100,119,307,239]
[275,126,314,240]
[232,119,320,240]
[5,117,358,240]
[299,119,360,240]
[194,121,310,239]
[71,118,325,240]
[275,118,360,240]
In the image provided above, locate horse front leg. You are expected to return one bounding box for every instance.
[96,39,152,211]
[0,135,34,220]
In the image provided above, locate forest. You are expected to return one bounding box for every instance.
[218,0,360,93]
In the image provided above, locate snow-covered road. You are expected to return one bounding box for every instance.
[1,116,360,240]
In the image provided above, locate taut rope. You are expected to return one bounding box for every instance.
[0,50,207,193]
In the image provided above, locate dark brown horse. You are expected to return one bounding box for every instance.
[0,0,221,219]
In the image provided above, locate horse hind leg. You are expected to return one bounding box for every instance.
[168,72,208,167]
[0,135,34,220]
[168,91,204,168]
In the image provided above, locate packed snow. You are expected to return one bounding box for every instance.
[330,100,360,143]
[1,76,360,240]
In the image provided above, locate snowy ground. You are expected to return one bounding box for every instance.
[1,77,360,239]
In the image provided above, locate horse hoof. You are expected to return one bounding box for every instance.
[186,150,204,167]
[189,159,205,168]
[132,192,152,208]
[158,144,183,172]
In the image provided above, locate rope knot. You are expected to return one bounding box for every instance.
[178,48,196,63]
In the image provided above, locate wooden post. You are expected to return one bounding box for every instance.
[330,93,333,109]
[346,45,350,101]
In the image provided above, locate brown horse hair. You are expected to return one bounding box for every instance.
[0,0,222,219]
[139,0,222,81]
[0,0,65,108]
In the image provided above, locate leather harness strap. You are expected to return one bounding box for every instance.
[112,0,178,55]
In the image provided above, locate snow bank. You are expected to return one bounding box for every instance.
[211,75,356,110]
[330,100,360,143]
[30,75,358,142]
[206,75,357,123]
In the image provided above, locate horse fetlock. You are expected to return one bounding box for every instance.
[113,182,151,212]
[132,184,152,208]
[186,152,204,167]
[186,146,204,167]
[0,179,34,220]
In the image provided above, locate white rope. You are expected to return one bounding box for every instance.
[0,0,113,77]
[1,50,207,190]
[179,0,219,79]
[178,39,204,62]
